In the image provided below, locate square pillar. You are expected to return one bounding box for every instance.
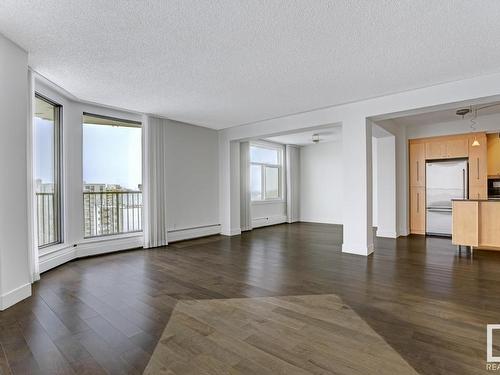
[342,116,374,255]
[219,137,241,236]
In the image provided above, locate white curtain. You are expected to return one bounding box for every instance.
[27,69,40,282]
[142,115,169,248]
[240,141,252,231]
[286,144,300,223]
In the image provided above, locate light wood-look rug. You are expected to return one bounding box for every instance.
[144,294,418,374]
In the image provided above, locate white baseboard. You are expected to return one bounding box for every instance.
[39,225,222,274]
[376,229,398,239]
[168,224,221,242]
[39,246,77,273]
[252,215,287,228]
[77,235,143,258]
[299,217,342,225]
[0,283,31,310]
[342,242,374,256]
[221,228,242,236]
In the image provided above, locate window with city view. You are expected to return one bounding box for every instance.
[83,113,142,237]
[35,95,62,248]
[250,144,282,201]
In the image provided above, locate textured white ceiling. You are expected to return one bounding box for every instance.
[390,101,500,127]
[266,127,341,146]
[2,1,500,129]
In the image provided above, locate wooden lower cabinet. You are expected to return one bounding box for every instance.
[410,187,426,234]
[453,200,500,249]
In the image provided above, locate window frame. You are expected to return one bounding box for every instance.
[34,92,64,249]
[82,113,143,238]
[250,142,284,203]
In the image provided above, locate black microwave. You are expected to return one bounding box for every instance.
[488,178,500,199]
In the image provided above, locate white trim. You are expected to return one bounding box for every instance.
[39,235,142,273]
[376,230,398,239]
[342,242,374,256]
[39,246,77,273]
[77,236,143,258]
[221,228,242,236]
[0,283,31,311]
[39,225,224,273]
[252,214,287,228]
[251,199,285,205]
[168,224,221,242]
[300,218,342,225]
[81,231,142,244]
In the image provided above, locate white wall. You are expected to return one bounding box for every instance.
[35,79,220,272]
[163,119,219,232]
[375,119,409,236]
[218,71,500,252]
[0,34,31,309]
[372,138,378,227]
[251,202,287,227]
[298,137,380,227]
[375,136,397,238]
[286,145,300,223]
[299,140,343,224]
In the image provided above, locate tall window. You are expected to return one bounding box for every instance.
[250,144,283,201]
[34,94,62,247]
[82,113,142,237]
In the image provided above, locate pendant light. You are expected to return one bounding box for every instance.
[470,107,480,147]
[456,106,480,147]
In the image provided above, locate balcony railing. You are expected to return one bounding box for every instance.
[84,191,142,238]
[36,192,60,247]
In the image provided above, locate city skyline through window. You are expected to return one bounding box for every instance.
[82,115,142,237]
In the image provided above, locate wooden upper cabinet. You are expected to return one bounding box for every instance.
[469,184,487,200]
[487,133,500,177]
[425,140,446,160]
[468,133,487,187]
[446,138,468,158]
[409,143,425,187]
[425,136,468,160]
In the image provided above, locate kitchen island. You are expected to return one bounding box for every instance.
[452,199,500,250]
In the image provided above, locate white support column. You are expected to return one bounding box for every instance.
[375,136,397,238]
[342,116,374,256]
[0,34,32,309]
[219,137,241,236]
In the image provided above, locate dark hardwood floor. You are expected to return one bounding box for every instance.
[1,222,499,374]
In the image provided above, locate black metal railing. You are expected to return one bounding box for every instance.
[83,191,142,238]
[36,192,60,247]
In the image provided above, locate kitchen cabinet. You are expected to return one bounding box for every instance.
[409,132,487,235]
[410,187,425,234]
[409,143,425,187]
[487,133,500,177]
[468,133,487,188]
[453,200,500,250]
[446,138,468,158]
[425,140,446,160]
[469,184,487,200]
[425,137,468,160]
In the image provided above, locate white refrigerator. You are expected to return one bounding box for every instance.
[426,159,468,236]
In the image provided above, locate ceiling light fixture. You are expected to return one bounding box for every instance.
[312,134,320,144]
[456,106,480,147]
